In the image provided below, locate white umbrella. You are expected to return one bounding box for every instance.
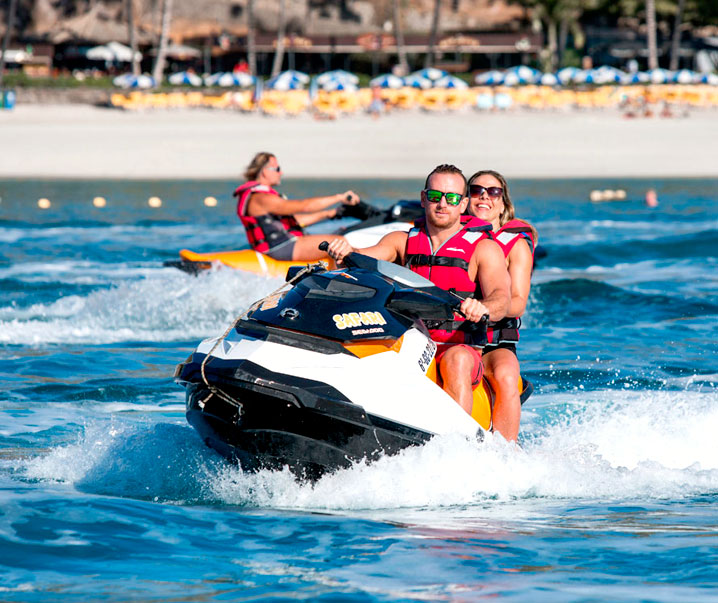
[433,74,468,89]
[411,67,448,81]
[204,71,255,87]
[505,65,541,84]
[474,70,504,85]
[701,73,718,85]
[113,73,155,89]
[168,71,203,86]
[88,42,141,63]
[404,73,432,89]
[539,72,559,86]
[370,73,404,89]
[556,67,580,84]
[315,69,359,86]
[673,69,698,84]
[321,79,358,92]
[621,71,650,84]
[265,71,308,90]
[647,68,672,84]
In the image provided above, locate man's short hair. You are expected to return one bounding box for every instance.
[424,164,466,190]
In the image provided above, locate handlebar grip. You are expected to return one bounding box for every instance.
[318,241,329,252]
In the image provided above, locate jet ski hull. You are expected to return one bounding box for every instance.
[181,356,433,480]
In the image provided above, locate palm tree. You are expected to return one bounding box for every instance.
[152,0,173,85]
[271,0,287,77]
[126,0,140,76]
[247,0,257,76]
[424,0,441,68]
[392,0,409,75]
[669,0,686,70]
[0,0,19,88]
[646,0,658,69]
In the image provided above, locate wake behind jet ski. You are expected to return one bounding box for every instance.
[175,243,532,480]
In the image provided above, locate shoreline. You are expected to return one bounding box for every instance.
[2,104,717,179]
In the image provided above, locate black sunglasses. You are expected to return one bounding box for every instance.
[469,184,503,198]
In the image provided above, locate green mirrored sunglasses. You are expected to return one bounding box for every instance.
[423,189,463,206]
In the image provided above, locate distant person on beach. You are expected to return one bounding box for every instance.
[467,169,538,442]
[367,86,385,119]
[645,189,659,208]
[234,152,360,261]
[326,164,510,429]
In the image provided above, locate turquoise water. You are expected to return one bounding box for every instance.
[1,178,717,601]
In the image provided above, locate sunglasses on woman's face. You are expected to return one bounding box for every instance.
[423,189,463,206]
[265,165,281,172]
[469,184,503,198]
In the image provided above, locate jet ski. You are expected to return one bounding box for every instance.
[175,243,533,480]
[165,199,424,277]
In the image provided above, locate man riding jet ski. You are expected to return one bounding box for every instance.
[175,246,532,481]
[176,165,532,479]
[327,164,522,441]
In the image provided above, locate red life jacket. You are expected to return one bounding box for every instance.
[405,216,492,345]
[234,181,304,253]
[485,218,535,346]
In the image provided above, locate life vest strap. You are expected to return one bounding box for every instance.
[405,253,469,271]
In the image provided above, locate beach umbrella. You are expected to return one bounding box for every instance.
[673,69,698,84]
[265,70,310,90]
[315,69,359,86]
[411,67,448,82]
[87,41,141,63]
[700,73,718,85]
[505,65,541,84]
[646,68,672,84]
[474,70,505,85]
[278,69,310,83]
[404,73,433,89]
[321,78,358,92]
[369,73,404,89]
[168,71,203,86]
[433,74,468,89]
[204,71,255,87]
[539,72,559,86]
[556,67,580,84]
[621,71,650,84]
[112,73,155,89]
[592,66,625,84]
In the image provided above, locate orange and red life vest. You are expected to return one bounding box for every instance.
[234,181,304,253]
[405,215,492,345]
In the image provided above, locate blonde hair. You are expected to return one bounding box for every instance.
[467,169,538,243]
[244,152,275,181]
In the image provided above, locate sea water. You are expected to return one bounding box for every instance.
[1,178,716,601]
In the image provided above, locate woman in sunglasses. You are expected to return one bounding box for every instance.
[466,169,538,442]
[234,152,360,261]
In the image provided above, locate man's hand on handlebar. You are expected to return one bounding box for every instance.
[459,298,490,323]
[325,239,356,265]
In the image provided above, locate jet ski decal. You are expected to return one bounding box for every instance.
[333,311,387,330]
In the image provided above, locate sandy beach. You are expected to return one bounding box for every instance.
[1,104,716,179]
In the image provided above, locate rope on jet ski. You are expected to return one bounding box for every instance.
[198,262,324,410]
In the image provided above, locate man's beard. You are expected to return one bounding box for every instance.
[425,209,457,230]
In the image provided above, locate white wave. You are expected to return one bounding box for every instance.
[18,388,718,509]
[0,268,284,344]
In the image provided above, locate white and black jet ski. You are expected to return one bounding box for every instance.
[175,243,533,480]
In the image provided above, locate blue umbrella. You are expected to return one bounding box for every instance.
[673,69,698,84]
[168,71,203,86]
[265,71,308,90]
[205,72,255,87]
[621,71,650,84]
[370,73,405,89]
[433,75,468,89]
[556,67,580,84]
[404,73,432,89]
[505,65,541,84]
[315,69,358,86]
[701,73,718,85]
[539,72,559,86]
[411,67,448,81]
[321,78,358,92]
[647,68,672,84]
[474,70,505,85]
[112,73,156,89]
